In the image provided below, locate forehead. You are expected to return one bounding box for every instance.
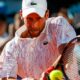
[26,13,42,18]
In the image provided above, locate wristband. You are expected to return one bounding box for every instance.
[45,66,54,74]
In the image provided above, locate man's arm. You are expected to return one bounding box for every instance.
[0,77,16,80]
[0,39,18,79]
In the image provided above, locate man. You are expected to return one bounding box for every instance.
[0,0,80,80]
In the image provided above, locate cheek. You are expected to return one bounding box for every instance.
[33,22,41,30]
[34,19,45,29]
[24,19,30,27]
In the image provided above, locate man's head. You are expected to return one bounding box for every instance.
[20,0,49,38]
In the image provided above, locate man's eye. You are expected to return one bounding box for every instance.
[37,17,41,21]
[27,18,33,21]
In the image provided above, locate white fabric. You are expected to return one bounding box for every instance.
[22,0,47,17]
[0,16,79,80]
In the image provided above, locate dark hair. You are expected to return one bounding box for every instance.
[0,13,7,22]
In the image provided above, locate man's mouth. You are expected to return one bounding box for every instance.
[29,30,39,33]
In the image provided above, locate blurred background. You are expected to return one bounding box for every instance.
[0,0,80,34]
[0,0,80,75]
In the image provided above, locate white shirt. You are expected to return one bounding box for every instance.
[0,16,79,80]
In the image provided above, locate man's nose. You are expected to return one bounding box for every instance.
[30,21,36,27]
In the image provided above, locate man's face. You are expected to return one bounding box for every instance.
[23,13,46,37]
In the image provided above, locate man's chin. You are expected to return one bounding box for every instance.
[29,31,41,37]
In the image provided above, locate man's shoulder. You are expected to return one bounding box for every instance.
[5,38,16,49]
[47,16,65,24]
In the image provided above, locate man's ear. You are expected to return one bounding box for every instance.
[19,10,23,20]
[45,10,49,19]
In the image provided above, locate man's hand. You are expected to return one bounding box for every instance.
[40,72,49,80]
